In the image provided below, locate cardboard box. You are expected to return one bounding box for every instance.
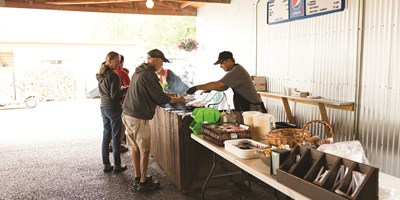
[252,76,267,91]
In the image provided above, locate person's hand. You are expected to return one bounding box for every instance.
[177,96,185,104]
[166,93,178,97]
[185,86,198,95]
[170,96,186,104]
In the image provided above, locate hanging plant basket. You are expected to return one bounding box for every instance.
[177,37,199,51]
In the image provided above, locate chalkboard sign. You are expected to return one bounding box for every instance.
[267,0,345,25]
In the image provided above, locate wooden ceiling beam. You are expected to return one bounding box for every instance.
[44,0,229,5]
[4,1,197,16]
[180,2,193,9]
[2,0,232,16]
[155,1,180,10]
[177,0,229,3]
[45,0,143,5]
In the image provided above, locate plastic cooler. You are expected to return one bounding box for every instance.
[189,108,221,135]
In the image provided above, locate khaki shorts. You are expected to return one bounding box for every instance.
[122,114,151,152]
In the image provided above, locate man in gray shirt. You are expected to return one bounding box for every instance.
[186,51,266,113]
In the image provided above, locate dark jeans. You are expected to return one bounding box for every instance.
[100,106,122,167]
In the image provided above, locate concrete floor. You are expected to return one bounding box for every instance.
[0,100,289,200]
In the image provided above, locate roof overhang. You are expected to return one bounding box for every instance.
[1,0,230,16]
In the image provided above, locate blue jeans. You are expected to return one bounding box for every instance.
[100,106,122,167]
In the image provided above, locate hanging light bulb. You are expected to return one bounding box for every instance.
[146,0,154,9]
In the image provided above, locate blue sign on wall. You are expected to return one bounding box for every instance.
[267,0,345,25]
[289,0,305,19]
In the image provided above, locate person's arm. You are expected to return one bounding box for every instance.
[166,93,178,97]
[196,81,229,91]
[170,96,185,104]
[186,81,228,94]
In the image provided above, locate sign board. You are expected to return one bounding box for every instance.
[267,0,345,25]
[267,0,289,24]
[306,0,344,16]
[289,0,305,19]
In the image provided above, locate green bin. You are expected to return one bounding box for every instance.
[190,108,221,135]
[191,108,221,123]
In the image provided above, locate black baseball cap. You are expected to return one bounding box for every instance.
[214,51,234,65]
[147,49,170,63]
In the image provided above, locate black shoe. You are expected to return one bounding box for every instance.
[133,177,141,189]
[113,165,127,173]
[103,165,113,173]
[137,176,160,192]
[120,145,129,153]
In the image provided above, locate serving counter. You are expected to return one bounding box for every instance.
[191,134,400,200]
[149,106,245,192]
[149,107,400,198]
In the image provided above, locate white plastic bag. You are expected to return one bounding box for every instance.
[317,140,369,164]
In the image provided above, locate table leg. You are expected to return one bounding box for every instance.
[318,103,332,134]
[201,153,217,200]
[201,153,252,199]
[241,169,252,190]
[318,103,329,123]
[281,97,296,124]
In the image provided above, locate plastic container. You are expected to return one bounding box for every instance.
[224,139,268,159]
[190,108,221,135]
[189,120,204,135]
[241,111,262,128]
[222,105,237,123]
[191,108,221,123]
[253,114,276,140]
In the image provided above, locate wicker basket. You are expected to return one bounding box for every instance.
[266,120,333,148]
[300,120,334,146]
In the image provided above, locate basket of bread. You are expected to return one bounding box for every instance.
[299,120,334,147]
[266,120,334,148]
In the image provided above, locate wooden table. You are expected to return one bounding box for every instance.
[191,134,400,200]
[258,91,355,124]
[191,134,310,199]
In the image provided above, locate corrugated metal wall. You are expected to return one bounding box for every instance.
[359,0,400,176]
[257,0,400,176]
[258,0,360,141]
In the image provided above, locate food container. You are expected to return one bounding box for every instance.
[224,139,268,159]
[253,114,276,141]
[242,111,262,127]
